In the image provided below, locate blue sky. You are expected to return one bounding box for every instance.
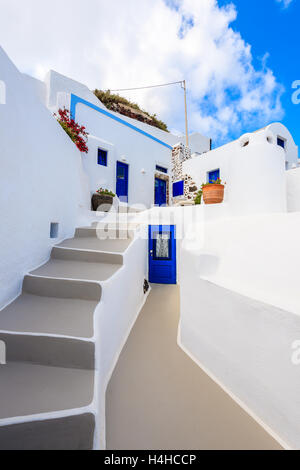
[217,0,299,146]
[0,0,298,148]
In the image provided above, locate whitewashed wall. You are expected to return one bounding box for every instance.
[179,211,300,449]
[45,71,212,207]
[183,129,287,216]
[0,47,88,308]
[286,167,300,212]
[75,101,172,207]
[267,123,298,170]
[93,233,148,449]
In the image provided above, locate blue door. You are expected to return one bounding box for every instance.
[155,178,167,206]
[149,225,176,284]
[116,162,129,202]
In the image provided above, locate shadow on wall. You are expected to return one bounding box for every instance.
[195,254,220,277]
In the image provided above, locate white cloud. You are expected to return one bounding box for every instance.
[276,0,293,9]
[0,0,284,144]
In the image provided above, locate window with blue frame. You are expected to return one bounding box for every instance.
[173,180,184,197]
[277,137,286,150]
[156,165,168,174]
[98,148,108,166]
[208,169,220,183]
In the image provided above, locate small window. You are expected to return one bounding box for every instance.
[50,223,59,239]
[98,148,108,166]
[277,137,286,150]
[173,180,184,197]
[208,169,220,184]
[156,165,168,174]
[153,231,171,261]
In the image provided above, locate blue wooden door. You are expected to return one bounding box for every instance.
[155,178,167,206]
[149,225,176,284]
[116,162,129,202]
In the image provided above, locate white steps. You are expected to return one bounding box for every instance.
[0,220,136,449]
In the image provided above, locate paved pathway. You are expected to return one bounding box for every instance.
[106,284,282,450]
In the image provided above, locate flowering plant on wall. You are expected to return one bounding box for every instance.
[96,188,116,197]
[54,108,89,153]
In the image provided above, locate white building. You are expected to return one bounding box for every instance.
[1,45,300,451]
[43,70,211,208]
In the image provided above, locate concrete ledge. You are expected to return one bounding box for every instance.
[0,414,95,450]
[23,276,102,301]
[52,247,123,265]
[0,333,95,369]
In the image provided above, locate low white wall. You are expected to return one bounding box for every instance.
[179,211,300,448]
[0,47,88,308]
[93,234,148,449]
[286,167,300,212]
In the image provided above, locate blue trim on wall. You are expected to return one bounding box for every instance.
[70,94,173,150]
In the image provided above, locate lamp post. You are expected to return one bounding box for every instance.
[182,80,189,148]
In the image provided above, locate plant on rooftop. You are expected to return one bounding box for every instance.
[93,89,169,132]
[54,108,89,153]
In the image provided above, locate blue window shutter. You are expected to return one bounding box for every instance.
[277,137,285,149]
[156,165,168,174]
[173,180,184,197]
[208,169,220,183]
[98,149,108,166]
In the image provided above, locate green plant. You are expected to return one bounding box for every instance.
[96,188,116,198]
[93,89,169,132]
[202,178,225,188]
[194,189,203,205]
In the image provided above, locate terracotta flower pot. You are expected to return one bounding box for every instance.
[202,184,225,205]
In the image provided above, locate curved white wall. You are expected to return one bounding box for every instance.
[179,211,300,449]
[286,167,300,212]
[266,123,298,170]
[183,129,287,216]
[0,47,88,308]
[228,131,286,215]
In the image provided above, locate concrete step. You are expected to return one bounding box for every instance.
[51,247,123,265]
[0,362,94,420]
[0,414,95,450]
[0,292,97,338]
[0,333,95,369]
[75,226,134,240]
[31,248,122,282]
[23,275,102,301]
[0,277,101,338]
[58,236,132,253]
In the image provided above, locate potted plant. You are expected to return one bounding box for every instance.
[202,178,225,205]
[194,189,203,205]
[92,188,116,212]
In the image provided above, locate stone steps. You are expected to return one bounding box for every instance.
[0,220,136,449]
